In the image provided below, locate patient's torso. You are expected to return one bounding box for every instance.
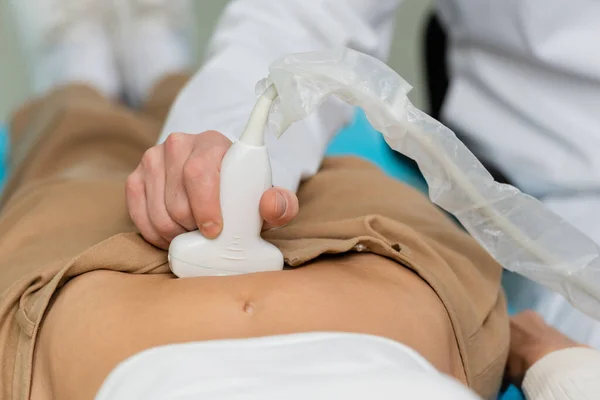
[21,158,505,400]
[32,253,461,400]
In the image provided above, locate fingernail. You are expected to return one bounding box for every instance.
[275,192,288,219]
[201,221,221,239]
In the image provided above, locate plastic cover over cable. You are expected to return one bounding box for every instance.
[258,48,600,321]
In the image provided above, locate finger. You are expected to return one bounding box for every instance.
[126,169,170,249]
[511,310,545,326]
[141,146,187,242]
[260,187,299,230]
[163,132,196,231]
[182,146,228,239]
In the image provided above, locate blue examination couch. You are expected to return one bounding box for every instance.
[0,114,522,399]
[0,124,7,192]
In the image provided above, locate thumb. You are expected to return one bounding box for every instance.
[260,187,299,230]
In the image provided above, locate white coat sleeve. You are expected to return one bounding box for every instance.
[159,0,402,191]
[522,347,600,400]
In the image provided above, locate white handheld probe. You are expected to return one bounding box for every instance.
[168,85,284,277]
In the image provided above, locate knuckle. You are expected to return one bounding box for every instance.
[166,202,191,226]
[201,130,223,141]
[141,146,162,172]
[164,132,188,154]
[182,158,209,182]
[150,215,178,238]
[198,131,232,149]
[125,174,144,198]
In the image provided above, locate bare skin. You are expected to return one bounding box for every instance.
[126,131,300,248]
[505,310,589,388]
[31,253,464,400]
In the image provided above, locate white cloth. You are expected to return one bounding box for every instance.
[96,332,600,400]
[523,347,600,400]
[95,333,480,400]
[160,0,600,348]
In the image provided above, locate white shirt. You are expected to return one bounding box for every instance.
[95,333,480,400]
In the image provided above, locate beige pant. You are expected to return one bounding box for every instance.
[0,77,508,400]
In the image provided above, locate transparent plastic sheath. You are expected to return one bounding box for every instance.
[259,48,600,321]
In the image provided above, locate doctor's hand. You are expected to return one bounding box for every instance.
[126,131,299,250]
[505,310,587,388]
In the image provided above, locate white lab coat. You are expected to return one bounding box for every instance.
[160,1,600,394]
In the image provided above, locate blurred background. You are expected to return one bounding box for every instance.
[0,0,433,122]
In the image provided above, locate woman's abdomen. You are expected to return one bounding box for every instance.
[33,254,460,400]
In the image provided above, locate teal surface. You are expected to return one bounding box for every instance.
[0,124,8,192]
[326,109,428,194]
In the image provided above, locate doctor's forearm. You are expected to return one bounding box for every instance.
[159,0,402,191]
[522,348,600,400]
